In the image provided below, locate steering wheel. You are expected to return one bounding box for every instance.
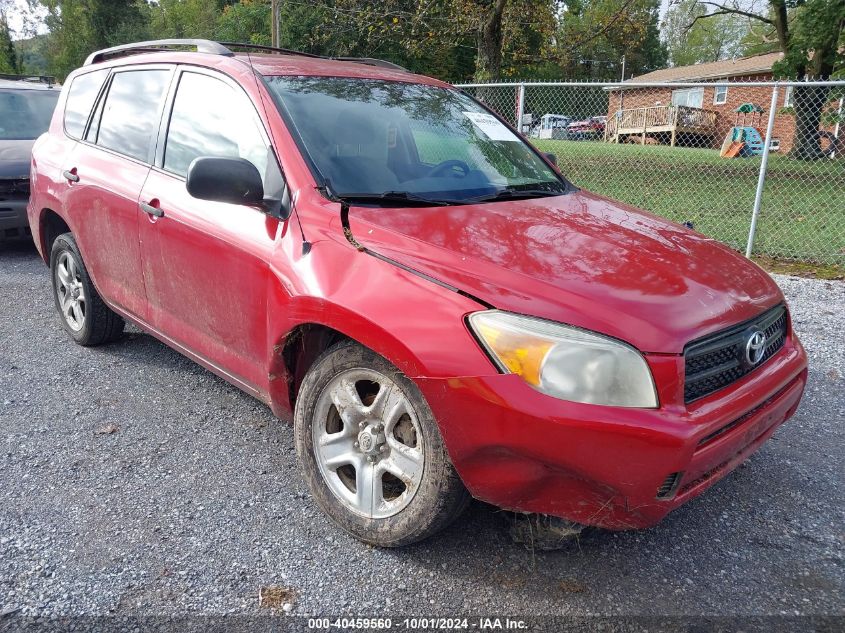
[427,159,471,178]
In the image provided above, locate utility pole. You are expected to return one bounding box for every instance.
[619,54,626,112]
[271,0,280,48]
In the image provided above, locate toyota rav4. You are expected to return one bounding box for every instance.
[28,40,808,546]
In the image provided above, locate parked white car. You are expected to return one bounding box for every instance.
[529,114,572,139]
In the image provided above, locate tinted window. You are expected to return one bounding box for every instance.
[64,70,107,139]
[97,70,170,162]
[0,89,59,140]
[164,72,270,180]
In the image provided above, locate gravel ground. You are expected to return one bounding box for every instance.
[0,241,843,622]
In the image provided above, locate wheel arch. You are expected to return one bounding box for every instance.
[38,208,71,264]
[263,244,497,418]
[267,306,433,418]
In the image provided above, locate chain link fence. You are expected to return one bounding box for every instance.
[457,79,845,270]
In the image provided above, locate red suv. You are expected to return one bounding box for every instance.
[28,40,807,546]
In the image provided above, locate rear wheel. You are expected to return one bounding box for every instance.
[294,341,470,546]
[50,232,124,346]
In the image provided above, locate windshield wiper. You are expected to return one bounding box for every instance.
[460,187,567,204]
[333,191,457,207]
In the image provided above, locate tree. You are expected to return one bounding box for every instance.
[428,0,557,80]
[87,0,148,47]
[475,0,508,80]
[556,0,667,81]
[148,0,226,39]
[690,0,845,159]
[322,0,557,82]
[36,0,150,80]
[662,0,748,66]
[216,0,271,45]
[0,8,19,73]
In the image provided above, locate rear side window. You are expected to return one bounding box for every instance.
[63,69,108,139]
[163,72,270,180]
[96,70,170,162]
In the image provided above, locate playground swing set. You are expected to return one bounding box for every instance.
[720,103,768,158]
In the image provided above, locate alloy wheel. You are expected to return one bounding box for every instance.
[55,251,86,332]
[312,368,425,519]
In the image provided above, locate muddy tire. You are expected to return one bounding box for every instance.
[294,341,470,547]
[50,232,124,346]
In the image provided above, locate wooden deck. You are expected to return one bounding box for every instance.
[605,105,717,146]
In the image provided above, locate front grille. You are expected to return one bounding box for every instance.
[684,305,787,403]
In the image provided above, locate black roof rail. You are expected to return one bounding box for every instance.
[0,73,57,86]
[83,39,409,72]
[84,39,234,66]
[220,42,408,71]
[332,57,408,71]
[217,41,322,59]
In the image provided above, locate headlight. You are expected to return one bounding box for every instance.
[468,310,658,408]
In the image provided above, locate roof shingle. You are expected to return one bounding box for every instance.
[628,52,784,83]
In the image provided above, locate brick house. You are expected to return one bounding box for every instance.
[605,52,834,153]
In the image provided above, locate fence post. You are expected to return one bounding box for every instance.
[516,83,526,132]
[745,85,779,259]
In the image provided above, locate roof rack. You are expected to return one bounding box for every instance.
[332,57,408,71]
[217,41,322,59]
[0,73,57,86]
[84,39,408,72]
[218,42,407,70]
[84,39,234,66]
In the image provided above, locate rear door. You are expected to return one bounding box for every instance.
[138,67,285,392]
[62,66,173,319]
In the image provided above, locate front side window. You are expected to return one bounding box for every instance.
[96,70,170,162]
[163,72,270,180]
[0,88,59,140]
[63,69,107,139]
[783,86,794,107]
[713,84,728,105]
[267,77,566,202]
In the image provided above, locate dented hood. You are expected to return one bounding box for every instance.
[347,190,783,354]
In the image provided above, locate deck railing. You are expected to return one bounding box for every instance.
[605,105,717,138]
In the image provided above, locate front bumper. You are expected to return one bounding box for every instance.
[0,196,31,241]
[416,330,807,530]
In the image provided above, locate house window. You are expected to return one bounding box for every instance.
[714,84,728,105]
[671,87,704,109]
[783,86,794,107]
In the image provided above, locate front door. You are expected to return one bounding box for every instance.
[138,69,285,391]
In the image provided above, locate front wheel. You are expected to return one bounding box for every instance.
[294,341,470,547]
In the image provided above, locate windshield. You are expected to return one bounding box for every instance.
[267,77,567,203]
[0,89,59,141]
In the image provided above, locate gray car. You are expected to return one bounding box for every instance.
[0,74,60,243]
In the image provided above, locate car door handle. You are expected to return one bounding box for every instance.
[62,169,79,183]
[139,201,164,218]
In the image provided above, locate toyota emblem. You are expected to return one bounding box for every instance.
[358,432,374,452]
[744,329,767,367]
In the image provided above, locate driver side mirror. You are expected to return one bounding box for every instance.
[187,157,265,206]
[543,152,557,166]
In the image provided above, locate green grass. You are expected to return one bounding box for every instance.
[533,140,845,267]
